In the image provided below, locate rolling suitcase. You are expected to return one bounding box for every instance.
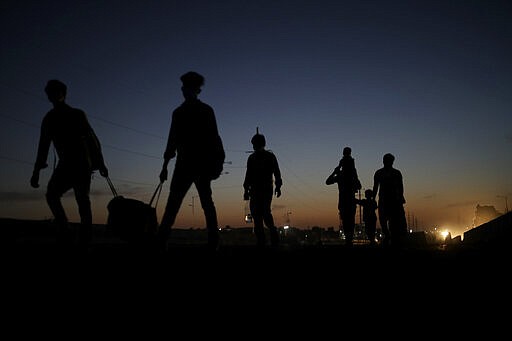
[105,177,162,244]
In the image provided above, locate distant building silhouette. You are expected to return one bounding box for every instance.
[473,204,501,227]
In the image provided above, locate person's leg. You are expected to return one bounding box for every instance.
[268,222,279,247]
[73,170,93,248]
[345,211,356,246]
[250,198,265,247]
[378,203,391,246]
[261,193,279,247]
[159,169,193,244]
[46,166,74,246]
[340,204,355,246]
[390,205,407,247]
[253,217,265,247]
[366,219,377,245]
[195,176,219,250]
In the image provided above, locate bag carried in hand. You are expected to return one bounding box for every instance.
[105,177,162,243]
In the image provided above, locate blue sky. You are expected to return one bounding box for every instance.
[1,0,511,237]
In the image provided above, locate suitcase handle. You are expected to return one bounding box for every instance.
[106,176,162,207]
[106,176,118,197]
[149,182,163,208]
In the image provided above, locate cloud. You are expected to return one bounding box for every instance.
[444,201,477,209]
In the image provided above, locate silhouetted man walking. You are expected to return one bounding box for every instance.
[30,79,108,249]
[243,130,282,248]
[372,153,407,247]
[158,71,225,251]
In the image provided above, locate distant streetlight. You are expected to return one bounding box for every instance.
[497,195,509,213]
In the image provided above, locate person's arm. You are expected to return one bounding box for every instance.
[210,134,225,180]
[88,128,109,177]
[160,112,178,182]
[243,157,252,200]
[398,170,405,204]
[372,171,379,199]
[80,110,109,177]
[207,106,225,180]
[325,166,340,185]
[273,154,282,197]
[30,117,51,188]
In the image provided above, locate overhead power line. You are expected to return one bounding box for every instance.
[88,115,165,140]
[0,155,33,166]
[102,144,161,159]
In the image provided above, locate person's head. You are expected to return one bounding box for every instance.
[251,133,266,150]
[383,153,395,167]
[180,71,204,99]
[365,189,373,199]
[343,146,352,157]
[45,79,67,104]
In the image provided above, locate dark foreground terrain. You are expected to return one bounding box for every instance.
[3,218,511,333]
[3,218,510,284]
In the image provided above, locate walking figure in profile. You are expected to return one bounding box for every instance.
[243,129,282,248]
[158,71,225,252]
[356,189,378,246]
[30,79,109,250]
[326,146,361,246]
[372,153,407,247]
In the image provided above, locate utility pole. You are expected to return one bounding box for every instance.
[189,195,197,226]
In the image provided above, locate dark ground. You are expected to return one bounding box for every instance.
[2,218,511,334]
[3,218,510,283]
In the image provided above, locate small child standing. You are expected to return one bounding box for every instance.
[356,189,378,245]
[243,130,282,248]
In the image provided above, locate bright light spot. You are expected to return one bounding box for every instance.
[440,230,450,239]
[283,225,289,230]
[244,214,252,223]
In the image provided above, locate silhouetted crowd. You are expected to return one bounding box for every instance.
[31,73,407,253]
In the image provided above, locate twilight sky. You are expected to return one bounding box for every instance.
[1,0,511,237]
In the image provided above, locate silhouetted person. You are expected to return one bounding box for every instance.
[158,71,225,251]
[243,131,282,248]
[30,79,108,250]
[339,146,355,172]
[356,189,378,246]
[326,148,361,246]
[372,153,407,247]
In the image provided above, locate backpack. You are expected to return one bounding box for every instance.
[205,134,225,180]
[82,130,104,170]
